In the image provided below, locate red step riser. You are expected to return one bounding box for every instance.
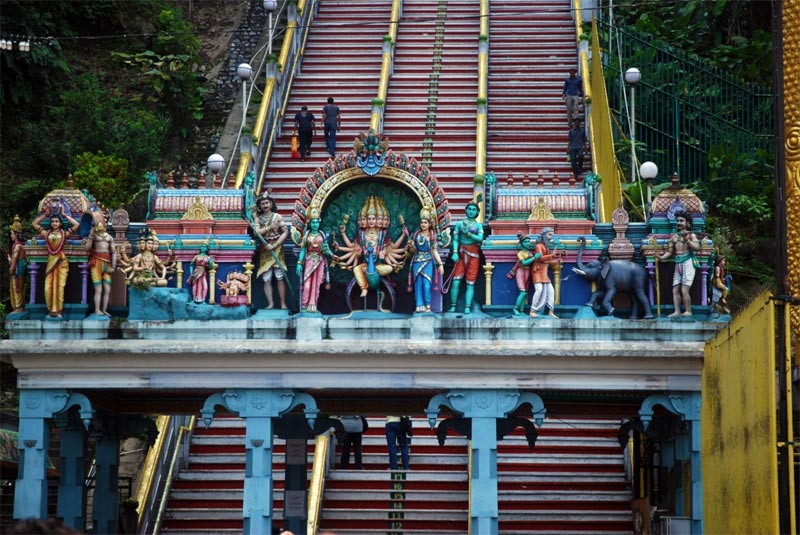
[322,519,469,530]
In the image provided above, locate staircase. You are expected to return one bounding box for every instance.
[161,415,630,533]
[261,0,394,212]
[382,0,480,219]
[487,0,586,182]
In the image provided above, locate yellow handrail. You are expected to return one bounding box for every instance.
[152,416,196,535]
[135,415,170,526]
[371,0,401,132]
[306,430,332,534]
[474,0,488,191]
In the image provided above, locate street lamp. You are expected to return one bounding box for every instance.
[625,67,644,214]
[640,161,658,211]
[207,153,225,178]
[237,62,253,127]
[263,0,278,57]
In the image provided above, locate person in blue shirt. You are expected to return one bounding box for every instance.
[562,68,583,125]
[322,97,341,157]
[567,118,588,179]
[294,105,316,161]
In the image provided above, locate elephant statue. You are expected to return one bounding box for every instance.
[573,237,654,319]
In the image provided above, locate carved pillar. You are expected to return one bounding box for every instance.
[640,393,702,534]
[28,263,39,305]
[784,1,800,342]
[57,411,88,530]
[243,262,254,305]
[93,421,120,535]
[79,262,89,305]
[426,390,546,534]
[482,263,494,305]
[177,261,184,290]
[209,264,217,305]
[201,389,319,535]
[553,260,563,305]
[14,390,93,521]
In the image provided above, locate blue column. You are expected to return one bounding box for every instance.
[201,389,318,535]
[426,390,546,535]
[57,418,87,530]
[93,431,120,534]
[640,392,702,534]
[14,390,93,522]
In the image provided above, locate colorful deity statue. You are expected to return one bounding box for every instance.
[32,203,80,318]
[333,196,407,297]
[710,255,731,315]
[507,233,538,316]
[8,215,28,313]
[407,205,444,313]
[448,201,483,314]
[187,241,215,303]
[253,192,289,309]
[84,220,117,316]
[658,210,700,317]
[530,227,560,319]
[125,231,169,289]
[296,206,331,313]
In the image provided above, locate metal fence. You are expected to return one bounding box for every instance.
[596,21,774,201]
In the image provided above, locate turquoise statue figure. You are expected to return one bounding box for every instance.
[296,206,331,313]
[187,241,215,303]
[448,202,483,314]
[506,233,537,316]
[407,205,445,313]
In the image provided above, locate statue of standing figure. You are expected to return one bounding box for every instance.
[8,215,28,313]
[296,206,331,313]
[407,205,444,313]
[448,202,483,314]
[187,241,215,303]
[658,211,700,317]
[84,220,117,316]
[530,227,559,319]
[254,193,289,309]
[507,233,537,316]
[32,203,80,318]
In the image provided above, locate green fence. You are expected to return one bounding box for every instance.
[597,21,773,202]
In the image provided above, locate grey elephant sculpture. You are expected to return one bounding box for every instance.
[573,237,654,319]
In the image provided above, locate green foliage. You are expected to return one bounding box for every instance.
[71,152,140,210]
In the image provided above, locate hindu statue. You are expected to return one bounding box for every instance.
[8,215,28,313]
[332,196,407,298]
[658,210,700,317]
[124,231,169,288]
[187,241,215,303]
[32,203,80,318]
[254,192,289,309]
[84,220,117,316]
[448,201,483,314]
[407,205,445,313]
[530,227,559,318]
[295,206,331,313]
[506,233,537,316]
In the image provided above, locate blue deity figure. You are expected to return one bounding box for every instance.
[407,205,445,313]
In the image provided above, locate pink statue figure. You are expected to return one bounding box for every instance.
[8,215,28,313]
[296,206,330,313]
[32,204,80,318]
[84,220,117,316]
[187,241,215,304]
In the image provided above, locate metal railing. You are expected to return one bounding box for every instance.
[306,429,335,534]
[596,19,774,197]
[370,0,401,133]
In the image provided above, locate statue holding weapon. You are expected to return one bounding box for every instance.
[253,192,291,309]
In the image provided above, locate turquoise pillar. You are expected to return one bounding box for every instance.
[426,390,546,534]
[56,413,87,530]
[14,390,93,521]
[201,389,318,535]
[93,425,120,534]
[640,392,702,534]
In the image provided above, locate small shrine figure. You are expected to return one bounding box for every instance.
[8,215,28,313]
[334,196,407,298]
[658,211,700,317]
[530,227,559,319]
[448,201,483,314]
[187,241,215,303]
[254,193,289,309]
[218,271,251,307]
[32,204,80,318]
[710,255,731,315]
[84,220,117,316]
[507,233,537,316]
[407,205,445,313]
[128,232,168,288]
[296,206,331,313]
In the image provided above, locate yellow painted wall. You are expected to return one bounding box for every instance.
[702,289,779,534]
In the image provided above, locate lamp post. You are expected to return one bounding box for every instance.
[263,0,278,57]
[207,153,225,184]
[237,63,253,127]
[625,67,644,215]
[640,161,658,214]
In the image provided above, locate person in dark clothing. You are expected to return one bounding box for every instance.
[385,415,411,470]
[562,68,583,125]
[567,119,588,179]
[294,105,316,161]
[322,97,341,157]
[339,414,368,469]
